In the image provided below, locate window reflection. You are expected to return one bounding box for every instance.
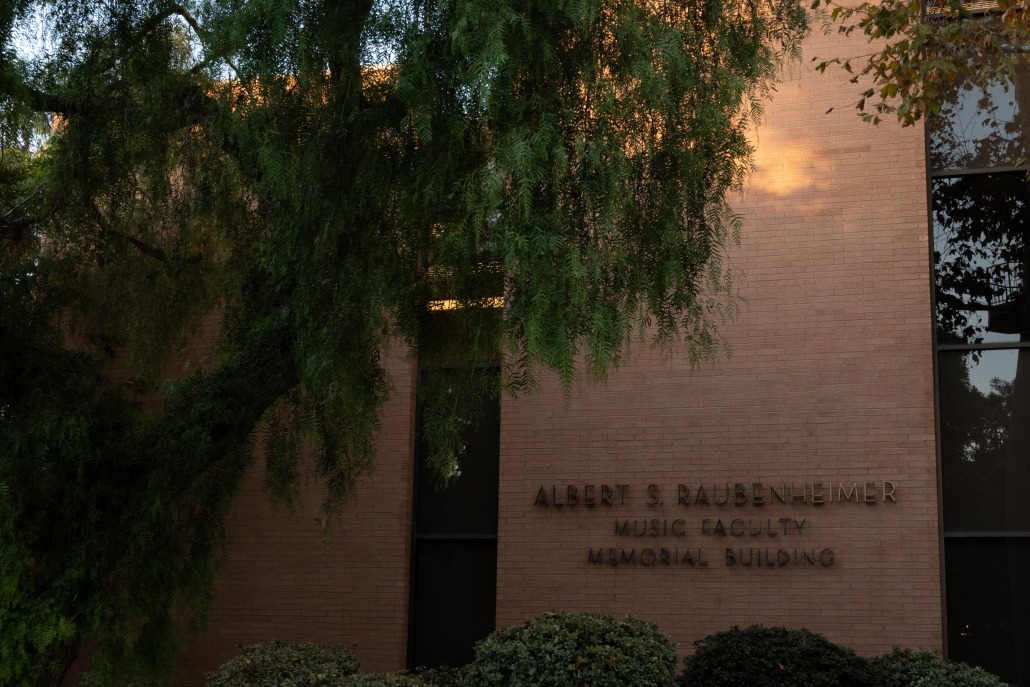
[932,43,1030,687]
[933,173,1030,345]
[930,60,1030,172]
[940,349,1030,532]
[416,392,500,535]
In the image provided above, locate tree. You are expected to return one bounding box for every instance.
[0,0,808,683]
[812,0,1030,127]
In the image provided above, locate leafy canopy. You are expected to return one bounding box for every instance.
[812,0,1030,126]
[0,0,806,683]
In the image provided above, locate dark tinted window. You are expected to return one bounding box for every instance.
[410,376,499,668]
[932,52,1030,686]
[416,393,500,535]
[411,539,497,668]
[945,538,1030,685]
[940,349,1030,532]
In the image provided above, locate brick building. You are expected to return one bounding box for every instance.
[175,27,1030,687]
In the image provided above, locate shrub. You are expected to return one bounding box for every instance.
[342,666,468,687]
[338,674,413,687]
[679,625,876,687]
[408,665,471,687]
[466,611,677,687]
[872,647,1007,687]
[206,641,360,687]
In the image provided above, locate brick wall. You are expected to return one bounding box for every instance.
[496,28,939,659]
[175,351,417,684]
[177,26,939,684]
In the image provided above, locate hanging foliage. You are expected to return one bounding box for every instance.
[0,0,807,683]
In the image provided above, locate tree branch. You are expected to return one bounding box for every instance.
[89,200,205,266]
[89,201,168,262]
[0,2,204,116]
[0,67,76,114]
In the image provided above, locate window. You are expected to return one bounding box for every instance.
[408,371,499,668]
[932,59,1030,686]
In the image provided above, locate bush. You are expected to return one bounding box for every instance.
[466,611,677,687]
[872,647,1007,687]
[679,625,876,687]
[341,666,468,687]
[206,641,360,687]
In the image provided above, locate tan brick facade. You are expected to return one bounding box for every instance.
[177,353,418,683]
[496,27,937,658]
[177,27,940,683]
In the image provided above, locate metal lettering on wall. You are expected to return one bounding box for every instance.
[532,481,897,568]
